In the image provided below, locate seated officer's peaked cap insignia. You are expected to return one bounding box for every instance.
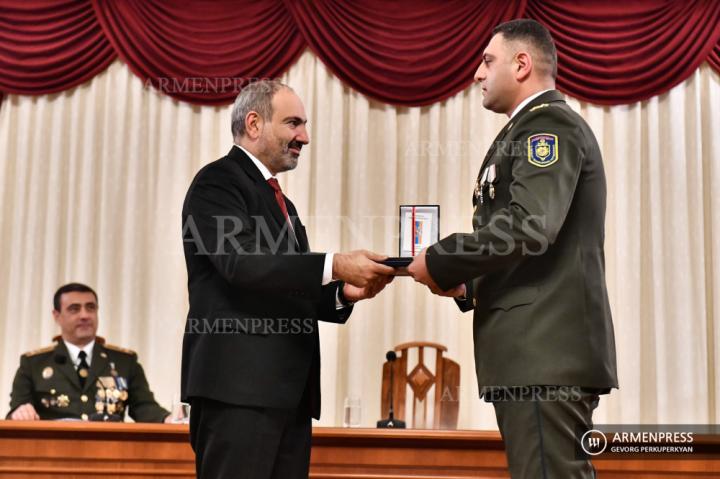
[528,133,559,167]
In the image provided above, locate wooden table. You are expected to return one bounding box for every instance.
[0,421,717,478]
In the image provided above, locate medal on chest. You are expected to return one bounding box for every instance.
[487,164,497,200]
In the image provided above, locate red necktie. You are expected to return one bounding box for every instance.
[267,178,290,224]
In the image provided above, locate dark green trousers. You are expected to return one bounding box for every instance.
[490,387,601,479]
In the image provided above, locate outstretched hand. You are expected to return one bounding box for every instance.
[333,250,395,288]
[407,249,466,297]
[342,274,394,302]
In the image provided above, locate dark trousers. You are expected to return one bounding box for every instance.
[189,397,312,479]
[491,387,601,479]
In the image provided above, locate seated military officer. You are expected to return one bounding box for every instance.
[7,283,172,423]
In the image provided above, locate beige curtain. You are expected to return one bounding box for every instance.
[1,51,718,429]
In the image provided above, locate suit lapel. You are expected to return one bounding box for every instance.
[479,123,512,172]
[55,341,81,390]
[286,201,309,253]
[473,125,513,204]
[261,183,296,240]
[261,185,301,251]
[84,344,109,393]
[230,147,300,249]
[294,220,309,253]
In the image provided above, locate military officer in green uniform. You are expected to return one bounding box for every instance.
[7,283,171,423]
[408,20,618,478]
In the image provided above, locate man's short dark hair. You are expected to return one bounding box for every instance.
[492,19,557,80]
[53,283,98,311]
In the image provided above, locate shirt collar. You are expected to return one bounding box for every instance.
[510,89,553,119]
[234,144,275,181]
[64,339,95,367]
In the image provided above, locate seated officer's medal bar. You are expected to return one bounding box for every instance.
[474,164,498,205]
[379,205,439,275]
[90,362,128,422]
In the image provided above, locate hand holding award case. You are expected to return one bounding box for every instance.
[381,205,439,274]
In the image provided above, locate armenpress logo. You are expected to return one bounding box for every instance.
[581,429,608,456]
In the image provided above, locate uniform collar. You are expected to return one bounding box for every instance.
[510,89,566,123]
[64,339,95,368]
[510,89,554,119]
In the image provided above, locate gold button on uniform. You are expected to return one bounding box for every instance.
[81,414,88,421]
[81,395,88,402]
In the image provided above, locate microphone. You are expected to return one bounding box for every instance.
[377,350,406,428]
[54,353,67,365]
[385,352,397,420]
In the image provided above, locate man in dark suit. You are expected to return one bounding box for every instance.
[408,20,618,478]
[8,283,170,423]
[181,80,393,479]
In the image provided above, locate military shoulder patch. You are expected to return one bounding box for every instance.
[104,343,136,356]
[24,345,54,357]
[527,133,559,167]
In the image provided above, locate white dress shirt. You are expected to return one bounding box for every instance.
[65,339,95,369]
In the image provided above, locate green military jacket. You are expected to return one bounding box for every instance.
[426,90,618,392]
[7,337,170,422]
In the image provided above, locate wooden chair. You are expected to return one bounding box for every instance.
[380,341,460,429]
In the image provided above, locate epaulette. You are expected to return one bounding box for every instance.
[24,345,55,357]
[104,343,136,355]
[529,103,549,112]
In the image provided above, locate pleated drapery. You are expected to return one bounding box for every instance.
[2,0,719,105]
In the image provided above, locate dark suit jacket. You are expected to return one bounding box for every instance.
[426,90,618,391]
[181,146,351,419]
[8,337,169,422]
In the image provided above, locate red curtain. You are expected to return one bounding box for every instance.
[0,0,115,95]
[284,0,525,106]
[1,0,719,106]
[710,41,720,72]
[91,0,306,105]
[527,0,720,104]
